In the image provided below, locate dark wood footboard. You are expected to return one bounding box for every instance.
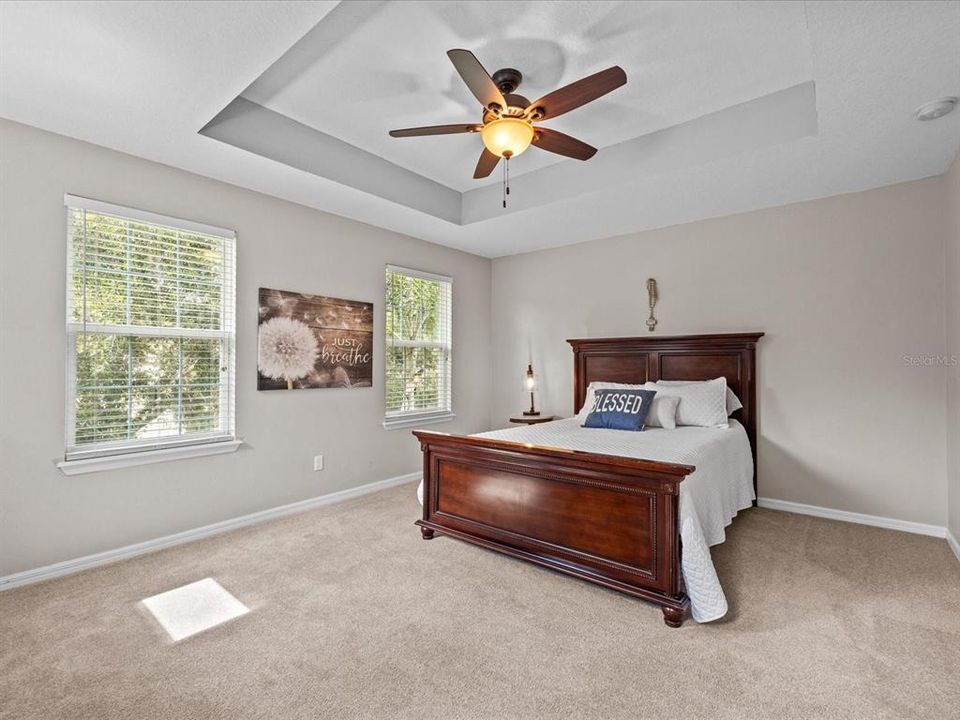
[414,430,695,626]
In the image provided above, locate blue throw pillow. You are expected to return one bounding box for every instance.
[582,389,657,431]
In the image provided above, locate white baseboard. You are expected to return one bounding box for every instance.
[757,497,947,538]
[948,529,960,564]
[0,471,421,592]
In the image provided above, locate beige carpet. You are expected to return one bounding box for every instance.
[1,482,958,720]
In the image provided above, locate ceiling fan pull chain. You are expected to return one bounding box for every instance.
[502,158,507,208]
[501,156,511,209]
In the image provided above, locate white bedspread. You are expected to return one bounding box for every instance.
[416,418,754,623]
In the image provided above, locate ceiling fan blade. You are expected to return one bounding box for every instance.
[447,49,507,112]
[389,124,480,137]
[532,128,597,161]
[473,148,501,179]
[526,66,627,120]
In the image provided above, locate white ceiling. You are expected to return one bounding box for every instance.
[1,1,958,258]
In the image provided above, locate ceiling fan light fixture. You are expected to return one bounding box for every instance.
[481,117,534,158]
[388,50,625,189]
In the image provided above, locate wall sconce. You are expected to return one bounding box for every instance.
[523,363,539,416]
[646,278,658,332]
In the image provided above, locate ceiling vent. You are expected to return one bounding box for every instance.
[915,97,957,121]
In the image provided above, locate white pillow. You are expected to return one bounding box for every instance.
[653,377,729,428]
[657,380,743,416]
[643,393,679,429]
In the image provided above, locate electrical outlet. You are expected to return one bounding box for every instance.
[313,455,324,471]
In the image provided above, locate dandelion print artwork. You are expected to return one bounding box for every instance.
[257,288,373,391]
[258,317,318,389]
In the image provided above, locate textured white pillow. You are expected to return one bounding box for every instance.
[657,380,743,416]
[642,392,680,429]
[653,377,729,428]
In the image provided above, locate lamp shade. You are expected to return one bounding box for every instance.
[523,363,538,392]
[481,118,535,158]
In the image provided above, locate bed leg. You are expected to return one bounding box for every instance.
[662,606,684,628]
[420,526,436,540]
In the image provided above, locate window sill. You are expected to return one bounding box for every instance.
[57,439,243,476]
[382,412,456,431]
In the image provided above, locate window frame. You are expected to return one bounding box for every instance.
[59,195,239,474]
[383,264,454,430]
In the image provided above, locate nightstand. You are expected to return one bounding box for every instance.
[509,415,557,425]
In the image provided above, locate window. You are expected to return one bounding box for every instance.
[62,196,236,471]
[384,265,453,428]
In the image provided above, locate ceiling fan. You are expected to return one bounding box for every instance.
[389,49,627,201]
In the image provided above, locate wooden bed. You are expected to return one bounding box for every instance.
[414,332,763,627]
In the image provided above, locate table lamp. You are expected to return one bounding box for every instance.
[523,363,539,416]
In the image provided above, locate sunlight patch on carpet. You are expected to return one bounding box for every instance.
[142,578,249,641]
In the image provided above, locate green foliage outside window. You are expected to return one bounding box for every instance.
[68,209,231,448]
[385,269,451,416]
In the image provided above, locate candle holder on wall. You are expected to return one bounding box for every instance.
[646,278,658,332]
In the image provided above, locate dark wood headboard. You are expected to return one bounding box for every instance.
[568,333,764,497]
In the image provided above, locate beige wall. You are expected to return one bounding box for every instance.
[491,178,949,526]
[0,120,493,576]
[946,150,960,541]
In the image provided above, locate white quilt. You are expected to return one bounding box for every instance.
[416,418,754,623]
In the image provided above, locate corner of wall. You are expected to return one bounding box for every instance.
[944,147,960,541]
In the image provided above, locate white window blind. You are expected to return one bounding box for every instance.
[64,195,236,461]
[385,265,452,423]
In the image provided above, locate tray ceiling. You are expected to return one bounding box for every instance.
[238,1,813,192]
